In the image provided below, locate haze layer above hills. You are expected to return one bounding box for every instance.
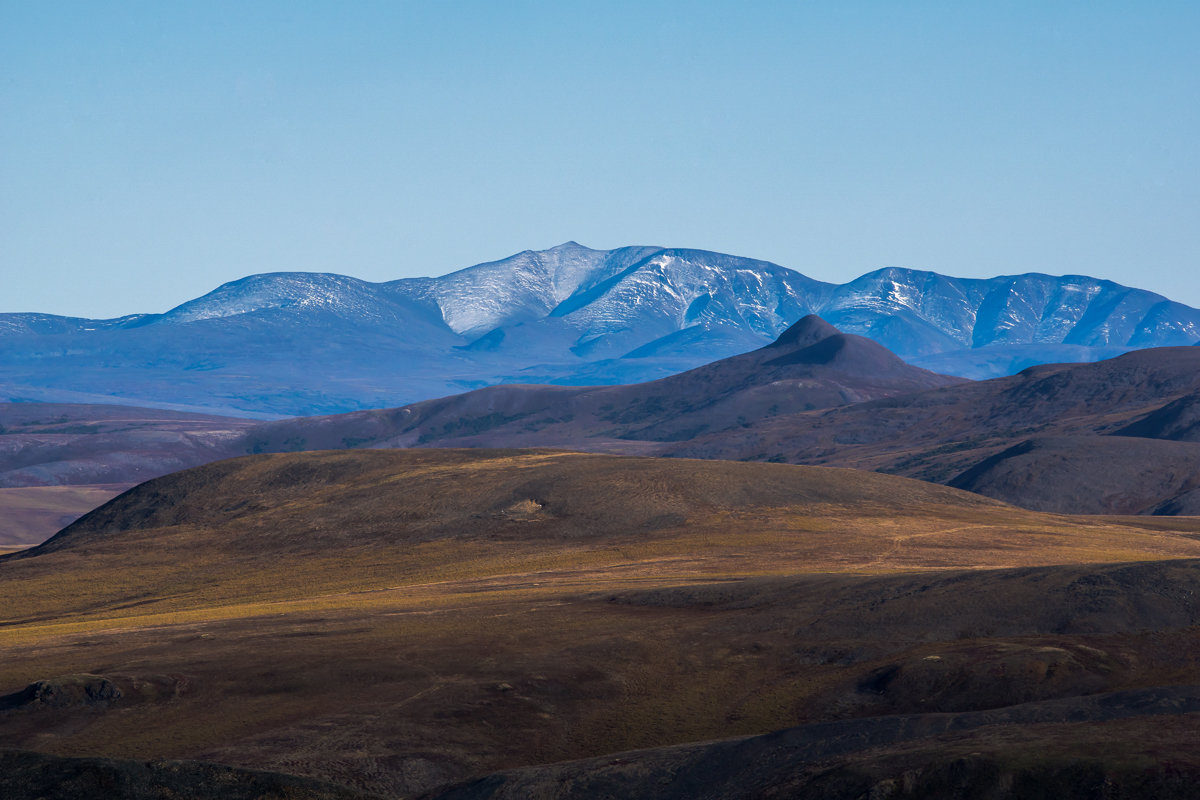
[3,450,1200,798]
[4,242,1198,416]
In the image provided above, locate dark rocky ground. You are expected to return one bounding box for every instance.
[418,691,1200,800]
[0,749,380,800]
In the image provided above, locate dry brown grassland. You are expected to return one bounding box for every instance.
[1,449,1199,797]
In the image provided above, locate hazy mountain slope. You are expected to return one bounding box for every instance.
[396,242,653,336]
[4,243,1199,415]
[0,273,474,416]
[488,247,832,361]
[822,268,1200,359]
[0,403,256,488]
[0,486,127,547]
[907,341,1135,380]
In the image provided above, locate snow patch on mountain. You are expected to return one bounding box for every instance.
[163,273,399,323]
[404,242,616,335]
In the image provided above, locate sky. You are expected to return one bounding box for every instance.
[2,1,1198,318]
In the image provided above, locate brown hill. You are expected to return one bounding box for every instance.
[236,315,963,454]
[231,331,1200,516]
[668,347,1200,514]
[3,449,1200,797]
[947,435,1200,515]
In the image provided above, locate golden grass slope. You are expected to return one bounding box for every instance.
[7,449,1200,629]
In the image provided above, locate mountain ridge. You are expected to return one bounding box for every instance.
[4,243,1198,416]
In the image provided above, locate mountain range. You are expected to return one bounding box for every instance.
[5,246,1200,798]
[4,242,1198,417]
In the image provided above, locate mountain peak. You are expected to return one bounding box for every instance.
[160,272,377,323]
[766,315,840,351]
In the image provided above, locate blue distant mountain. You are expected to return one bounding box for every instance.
[3,242,1198,417]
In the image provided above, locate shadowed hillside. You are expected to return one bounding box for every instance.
[0,750,378,800]
[417,695,1200,800]
[669,346,1200,514]
[236,315,963,454]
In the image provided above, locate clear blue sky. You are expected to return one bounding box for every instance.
[3,1,1198,318]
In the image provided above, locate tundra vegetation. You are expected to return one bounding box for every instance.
[2,450,1199,798]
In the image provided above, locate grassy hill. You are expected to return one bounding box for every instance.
[2,449,1199,797]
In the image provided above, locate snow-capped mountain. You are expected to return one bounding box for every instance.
[3,242,1198,416]
[397,242,644,335]
[819,268,1200,354]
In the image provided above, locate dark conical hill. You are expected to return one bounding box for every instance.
[763,314,841,350]
[666,345,1200,514]
[236,317,963,453]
